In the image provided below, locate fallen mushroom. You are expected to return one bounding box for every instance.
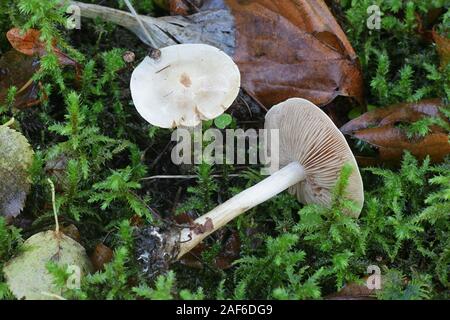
[130,43,241,128]
[135,98,364,279]
[3,180,92,300]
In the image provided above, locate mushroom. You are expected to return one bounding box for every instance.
[135,98,364,278]
[130,43,241,128]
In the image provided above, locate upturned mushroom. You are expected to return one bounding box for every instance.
[130,43,241,128]
[135,98,364,278]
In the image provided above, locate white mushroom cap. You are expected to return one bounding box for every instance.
[265,98,364,217]
[130,44,241,128]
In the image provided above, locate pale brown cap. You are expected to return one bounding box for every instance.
[265,98,364,217]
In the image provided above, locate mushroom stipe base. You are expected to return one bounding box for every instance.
[134,226,180,280]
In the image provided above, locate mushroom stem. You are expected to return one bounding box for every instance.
[175,161,306,258]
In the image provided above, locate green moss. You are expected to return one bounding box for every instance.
[0,0,449,300]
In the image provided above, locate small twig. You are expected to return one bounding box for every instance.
[242,87,268,112]
[239,94,253,118]
[123,0,161,57]
[47,178,60,234]
[40,291,67,300]
[150,140,174,170]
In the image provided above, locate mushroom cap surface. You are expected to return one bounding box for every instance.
[265,98,364,217]
[130,44,241,128]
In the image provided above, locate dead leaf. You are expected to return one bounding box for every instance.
[432,29,450,69]
[179,242,207,269]
[213,230,240,269]
[179,229,240,270]
[61,224,81,243]
[211,0,365,107]
[6,28,78,67]
[90,243,114,271]
[0,125,34,217]
[0,50,41,109]
[44,154,69,192]
[341,99,450,165]
[326,278,377,300]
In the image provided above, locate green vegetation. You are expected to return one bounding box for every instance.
[0,0,449,300]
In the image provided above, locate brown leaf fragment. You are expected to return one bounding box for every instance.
[61,224,81,243]
[326,279,377,300]
[179,243,207,269]
[213,230,240,269]
[6,28,78,67]
[179,229,241,270]
[432,29,450,69]
[90,243,114,271]
[0,50,41,110]
[225,0,365,107]
[341,99,450,165]
[0,126,34,218]
[354,127,449,164]
[341,99,444,134]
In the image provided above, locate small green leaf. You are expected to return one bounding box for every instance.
[214,114,233,129]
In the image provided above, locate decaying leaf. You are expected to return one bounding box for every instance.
[73,0,364,108]
[432,29,449,69]
[3,231,92,300]
[90,243,114,271]
[341,99,450,166]
[0,50,41,109]
[6,28,78,67]
[0,125,34,217]
[179,229,240,270]
[212,229,240,270]
[44,154,69,192]
[224,0,364,107]
[326,279,377,300]
[61,224,81,243]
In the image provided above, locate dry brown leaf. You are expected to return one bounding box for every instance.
[326,278,377,300]
[179,230,240,270]
[432,29,450,69]
[0,125,34,218]
[213,230,240,270]
[213,0,364,107]
[61,224,81,243]
[341,99,450,166]
[6,28,78,67]
[0,50,41,109]
[90,243,114,271]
